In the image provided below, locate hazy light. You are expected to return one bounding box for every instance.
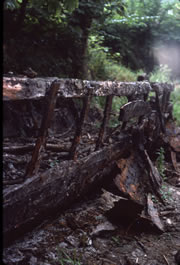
[153,44,180,78]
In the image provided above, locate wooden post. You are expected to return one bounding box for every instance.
[24,80,59,177]
[69,95,92,160]
[155,91,165,133]
[95,95,113,151]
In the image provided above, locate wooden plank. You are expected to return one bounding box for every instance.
[95,95,113,150]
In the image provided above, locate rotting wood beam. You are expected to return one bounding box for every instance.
[95,95,113,151]
[24,80,59,177]
[3,76,153,99]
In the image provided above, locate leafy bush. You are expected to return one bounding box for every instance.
[88,36,142,81]
[171,82,180,125]
[104,62,139,81]
[156,147,166,180]
[56,248,81,265]
[149,64,172,82]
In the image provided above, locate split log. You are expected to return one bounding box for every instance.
[3,136,131,247]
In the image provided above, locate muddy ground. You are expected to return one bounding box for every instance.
[3,102,180,265]
[3,178,180,264]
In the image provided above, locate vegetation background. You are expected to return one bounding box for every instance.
[3,0,180,124]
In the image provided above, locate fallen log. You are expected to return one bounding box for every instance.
[3,137,131,247]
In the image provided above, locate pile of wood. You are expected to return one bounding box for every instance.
[3,76,175,246]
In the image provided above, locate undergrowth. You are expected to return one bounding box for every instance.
[156,147,166,181]
[149,64,172,83]
[57,248,82,265]
[171,82,180,126]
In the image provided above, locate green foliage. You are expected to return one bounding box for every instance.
[3,0,126,78]
[57,248,81,265]
[4,0,79,13]
[109,96,128,127]
[125,0,176,17]
[4,0,21,10]
[156,147,166,181]
[112,96,127,112]
[3,0,180,80]
[87,34,107,80]
[99,0,180,74]
[100,18,153,71]
[105,63,141,81]
[111,236,122,246]
[171,83,180,125]
[160,184,172,202]
[149,64,172,82]
[64,0,79,12]
[50,159,59,168]
[88,34,141,81]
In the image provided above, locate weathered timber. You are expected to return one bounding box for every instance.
[113,150,148,205]
[171,151,180,174]
[3,143,70,155]
[3,137,131,246]
[106,194,164,233]
[95,95,113,150]
[150,82,174,94]
[3,76,153,99]
[161,90,171,113]
[143,150,162,189]
[155,90,165,133]
[147,193,164,232]
[119,100,151,122]
[150,82,174,133]
[70,95,92,160]
[24,80,59,177]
